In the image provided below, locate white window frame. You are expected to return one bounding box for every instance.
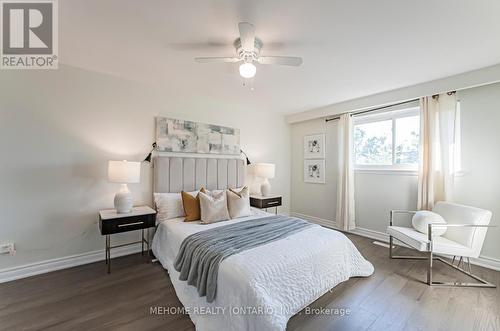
[353,107,420,174]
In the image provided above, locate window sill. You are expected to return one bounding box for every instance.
[355,168,418,176]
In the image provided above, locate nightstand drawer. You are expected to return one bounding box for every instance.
[99,213,155,235]
[250,196,282,209]
[99,206,156,273]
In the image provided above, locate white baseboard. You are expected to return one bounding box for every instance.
[468,254,500,272]
[292,212,500,272]
[0,244,142,284]
[290,212,338,229]
[349,226,387,242]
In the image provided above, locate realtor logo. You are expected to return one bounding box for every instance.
[1,0,58,69]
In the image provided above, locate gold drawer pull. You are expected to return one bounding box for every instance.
[118,221,144,228]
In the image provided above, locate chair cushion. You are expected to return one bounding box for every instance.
[411,211,447,236]
[433,201,492,257]
[387,226,474,257]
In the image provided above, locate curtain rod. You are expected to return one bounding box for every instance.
[325,98,419,122]
[325,90,457,123]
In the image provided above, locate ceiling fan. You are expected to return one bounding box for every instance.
[194,22,303,79]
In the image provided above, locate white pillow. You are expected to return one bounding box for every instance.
[227,187,251,219]
[199,190,230,224]
[412,211,447,236]
[202,189,224,196]
[154,191,197,223]
[228,186,245,194]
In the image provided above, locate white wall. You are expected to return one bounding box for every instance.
[0,65,291,271]
[290,82,500,263]
[453,83,500,258]
[290,118,338,227]
[354,173,417,232]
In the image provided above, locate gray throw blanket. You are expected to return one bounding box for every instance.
[173,215,314,302]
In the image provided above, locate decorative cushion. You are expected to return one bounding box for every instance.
[181,187,205,222]
[154,193,184,223]
[202,189,224,196]
[199,190,230,224]
[229,186,245,194]
[412,211,447,236]
[227,186,251,219]
[154,191,197,223]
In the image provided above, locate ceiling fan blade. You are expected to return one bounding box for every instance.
[238,22,255,51]
[257,56,303,66]
[194,57,241,63]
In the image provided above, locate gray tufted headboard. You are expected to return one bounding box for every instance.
[153,156,246,193]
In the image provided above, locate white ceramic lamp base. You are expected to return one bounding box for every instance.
[260,178,272,197]
[114,183,133,213]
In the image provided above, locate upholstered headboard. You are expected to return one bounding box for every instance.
[153,156,246,193]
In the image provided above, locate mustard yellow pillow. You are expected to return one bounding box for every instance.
[181,187,205,222]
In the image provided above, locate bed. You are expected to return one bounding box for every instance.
[151,156,374,331]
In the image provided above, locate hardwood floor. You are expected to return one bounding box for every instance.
[1,234,498,331]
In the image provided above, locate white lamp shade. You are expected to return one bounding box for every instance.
[108,160,140,183]
[254,163,275,179]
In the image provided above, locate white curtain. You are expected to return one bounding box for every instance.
[417,93,461,210]
[336,113,356,230]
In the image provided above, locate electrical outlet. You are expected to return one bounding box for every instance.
[0,243,15,255]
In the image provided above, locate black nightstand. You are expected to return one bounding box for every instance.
[99,206,156,273]
[250,195,282,214]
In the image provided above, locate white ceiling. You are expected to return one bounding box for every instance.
[60,0,500,115]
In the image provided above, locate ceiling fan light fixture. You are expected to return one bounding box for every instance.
[194,22,302,80]
[239,62,256,78]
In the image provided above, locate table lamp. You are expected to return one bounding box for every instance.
[254,163,275,197]
[108,160,140,213]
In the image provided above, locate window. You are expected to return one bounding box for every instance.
[354,107,420,171]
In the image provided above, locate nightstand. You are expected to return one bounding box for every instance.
[250,195,282,214]
[99,206,156,273]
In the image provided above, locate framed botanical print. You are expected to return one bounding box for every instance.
[304,159,325,184]
[304,134,325,159]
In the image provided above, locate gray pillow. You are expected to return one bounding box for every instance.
[227,186,251,219]
[199,190,230,224]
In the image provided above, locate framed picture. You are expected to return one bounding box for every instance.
[304,159,325,184]
[304,134,325,159]
[155,117,240,155]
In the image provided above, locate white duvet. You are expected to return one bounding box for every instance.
[152,209,374,331]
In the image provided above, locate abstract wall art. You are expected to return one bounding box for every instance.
[156,117,240,155]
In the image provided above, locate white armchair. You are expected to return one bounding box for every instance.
[387,201,495,288]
